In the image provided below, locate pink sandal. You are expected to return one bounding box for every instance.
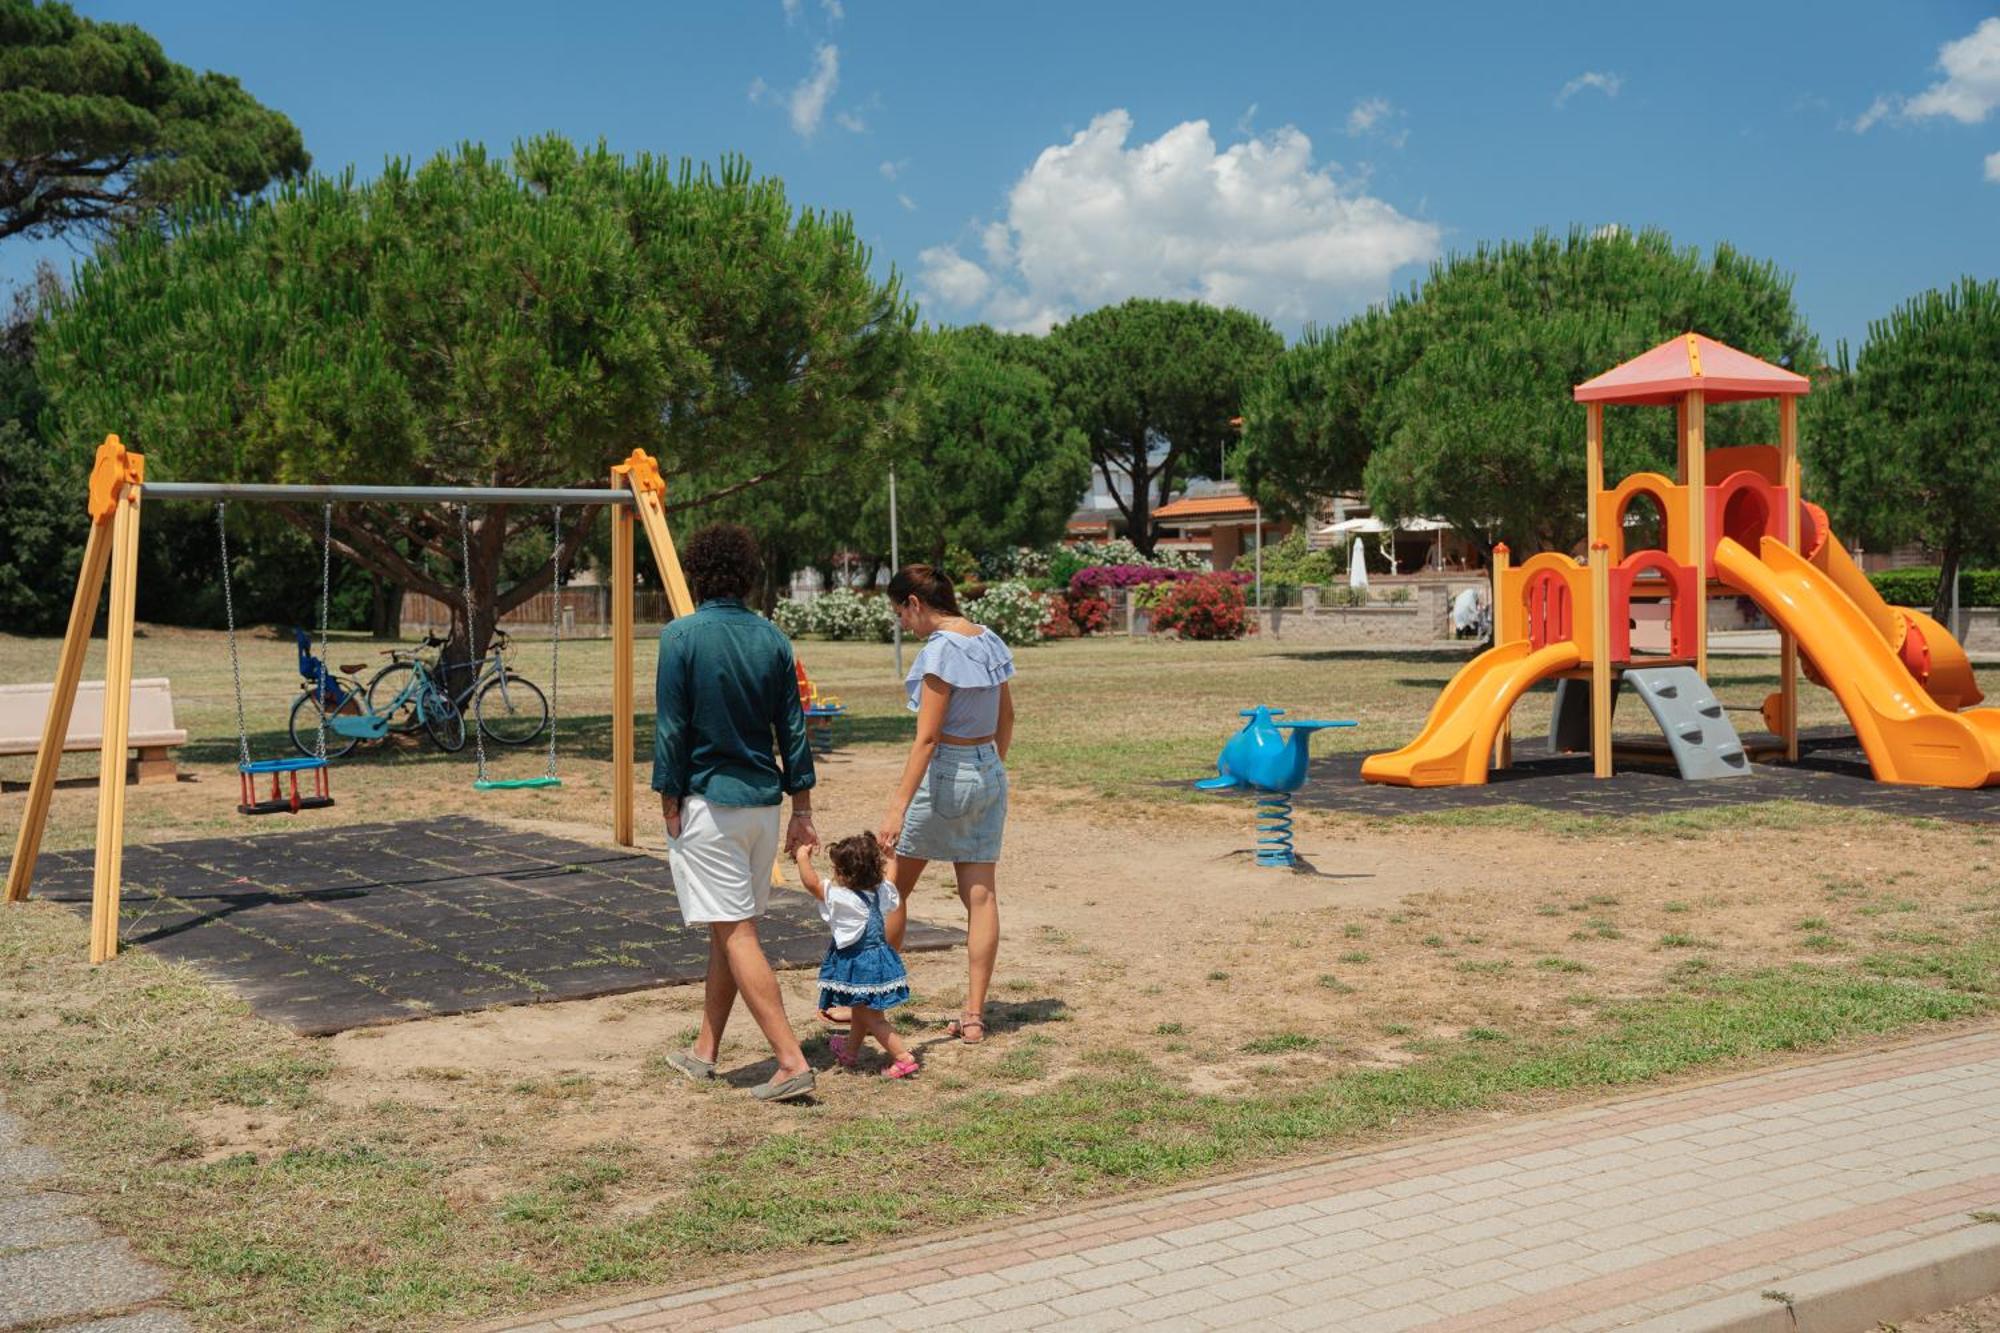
[828,1034,861,1069]
[883,1056,919,1079]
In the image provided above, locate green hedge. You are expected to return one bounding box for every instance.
[1866,567,2000,608]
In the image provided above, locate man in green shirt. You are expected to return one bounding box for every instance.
[654,524,818,1103]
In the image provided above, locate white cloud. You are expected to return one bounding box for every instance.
[787,44,839,138]
[915,109,1441,333]
[879,159,905,181]
[1852,94,1895,132]
[747,76,769,104]
[1855,17,2000,132]
[1345,96,1408,148]
[1907,17,2000,122]
[898,192,917,212]
[1346,97,1391,135]
[1987,150,2000,183]
[834,108,866,133]
[1556,71,1623,107]
[1236,102,1259,135]
[781,0,801,22]
[821,0,844,19]
[917,245,991,306]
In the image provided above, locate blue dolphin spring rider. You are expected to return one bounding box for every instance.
[1196,707,1356,867]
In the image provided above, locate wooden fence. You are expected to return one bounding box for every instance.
[400,587,679,638]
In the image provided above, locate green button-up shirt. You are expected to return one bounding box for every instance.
[651,598,816,808]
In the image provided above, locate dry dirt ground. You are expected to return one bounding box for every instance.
[155,739,1997,1207]
[4,631,1995,1327]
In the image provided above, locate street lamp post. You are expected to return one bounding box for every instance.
[889,464,903,675]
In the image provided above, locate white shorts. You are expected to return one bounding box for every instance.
[668,796,780,924]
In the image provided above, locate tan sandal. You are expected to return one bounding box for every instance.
[945,1012,986,1044]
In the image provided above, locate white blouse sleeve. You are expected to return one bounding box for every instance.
[821,886,869,948]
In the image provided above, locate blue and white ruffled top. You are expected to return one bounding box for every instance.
[906,628,1015,737]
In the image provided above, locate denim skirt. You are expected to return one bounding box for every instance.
[898,742,1008,863]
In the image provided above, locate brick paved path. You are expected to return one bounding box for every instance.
[487,1029,2000,1332]
[0,1096,189,1333]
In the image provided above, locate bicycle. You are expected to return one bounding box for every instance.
[288,628,465,758]
[363,627,550,747]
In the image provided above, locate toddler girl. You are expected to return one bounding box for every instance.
[794,832,919,1078]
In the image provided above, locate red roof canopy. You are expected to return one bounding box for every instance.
[1153,494,1260,522]
[1573,333,1809,406]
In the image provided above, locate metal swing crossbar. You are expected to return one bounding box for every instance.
[3,437,699,964]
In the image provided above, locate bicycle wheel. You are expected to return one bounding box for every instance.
[365,661,424,734]
[290,678,365,761]
[474,674,549,746]
[421,684,466,753]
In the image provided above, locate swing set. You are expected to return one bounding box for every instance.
[4,437,694,962]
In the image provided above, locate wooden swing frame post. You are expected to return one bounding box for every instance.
[5,437,686,963]
[607,449,733,867]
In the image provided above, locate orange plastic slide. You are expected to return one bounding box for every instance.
[1810,527,1984,711]
[1360,639,1582,787]
[1714,535,2000,788]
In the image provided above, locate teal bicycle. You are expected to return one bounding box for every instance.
[362,628,550,748]
[288,629,466,759]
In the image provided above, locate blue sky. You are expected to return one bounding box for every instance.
[9,1,1999,350]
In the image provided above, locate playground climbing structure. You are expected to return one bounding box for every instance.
[1363,333,2000,790]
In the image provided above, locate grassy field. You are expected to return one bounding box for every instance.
[0,624,1994,1330]
[0,624,1859,842]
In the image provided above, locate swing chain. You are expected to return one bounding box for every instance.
[547,505,562,781]
[461,504,487,783]
[314,502,333,761]
[216,503,252,770]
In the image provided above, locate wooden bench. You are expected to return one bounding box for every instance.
[0,678,189,785]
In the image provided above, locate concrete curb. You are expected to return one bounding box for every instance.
[1624,1222,2000,1332]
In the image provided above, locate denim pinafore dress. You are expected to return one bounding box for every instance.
[817,886,911,1013]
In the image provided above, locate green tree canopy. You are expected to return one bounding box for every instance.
[867,325,1091,565]
[692,325,1091,606]
[1046,298,1283,555]
[1806,276,2000,620]
[0,0,309,242]
[37,135,915,663]
[1238,228,1820,553]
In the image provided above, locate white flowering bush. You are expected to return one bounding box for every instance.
[769,598,814,638]
[977,547,1053,581]
[1069,538,1204,572]
[969,580,1049,645]
[809,588,897,642]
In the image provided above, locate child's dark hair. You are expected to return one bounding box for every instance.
[887,563,961,615]
[828,831,885,888]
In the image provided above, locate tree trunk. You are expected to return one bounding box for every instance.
[1930,541,1962,628]
[440,509,507,701]
[1127,442,1157,556]
[369,575,403,640]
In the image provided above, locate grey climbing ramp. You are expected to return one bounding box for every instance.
[1622,666,1750,780]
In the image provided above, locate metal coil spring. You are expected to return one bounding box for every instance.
[1255,791,1296,867]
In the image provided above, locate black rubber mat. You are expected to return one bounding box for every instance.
[19,816,963,1035]
[1274,730,2000,822]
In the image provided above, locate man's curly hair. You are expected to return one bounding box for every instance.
[682,523,762,603]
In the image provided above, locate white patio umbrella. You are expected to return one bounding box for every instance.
[1348,536,1369,590]
[1321,515,1389,536]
